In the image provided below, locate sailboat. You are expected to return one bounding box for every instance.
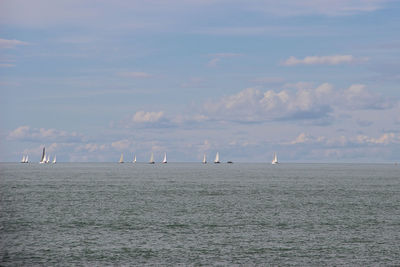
[133,154,137,163]
[202,153,207,164]
[119,153,124,163]
[21,155,26,163]
[162,152,167,163]
[52,155,56,164]
[214,152,220,164]
[25,155,29,163]
[39,147,46,164]
[149,152,155,164]
[46,155,50,163]
[272,152,278,164]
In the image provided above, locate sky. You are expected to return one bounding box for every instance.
[1,0,400,162]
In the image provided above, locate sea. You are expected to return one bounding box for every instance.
[0,162,399,266]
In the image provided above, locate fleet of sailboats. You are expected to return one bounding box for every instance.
[20,155,29,163]
[28,147,281,164]
[38,147,57,164]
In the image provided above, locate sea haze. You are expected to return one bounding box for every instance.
[1,163,399,265]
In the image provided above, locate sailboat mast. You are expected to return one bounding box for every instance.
[149,152,154,164]
[40,147,46,163]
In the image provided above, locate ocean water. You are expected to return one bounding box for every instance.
[0,162,399,266]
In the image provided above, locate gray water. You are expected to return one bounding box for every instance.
[0,163,399,266]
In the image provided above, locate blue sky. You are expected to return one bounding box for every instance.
[1,0,400,162]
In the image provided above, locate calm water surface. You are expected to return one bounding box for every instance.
[1,163,399,265]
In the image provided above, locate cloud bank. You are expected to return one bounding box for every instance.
[282,55,366,66]
[202,83,392,123]
[0,38,28,49]
[8,126,85,143]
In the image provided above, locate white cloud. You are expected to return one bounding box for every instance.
[288,133,311,144]
[207,58,221,67]
[111,139,132,151]
[207,53,242,67]
[355,133,398,145]
[285,132,400,149]
[76,143,108,153]
[172,113,209,125]
[0,63,15,67]
[282,55,366,66]
[343,84,392,110]
[202,83,393,123]
[248,0,388,16]
[132,111,164,123]
[114,110,175,129]
[203,84,333,122]
[8,126,84,142]
[0,38,29,48]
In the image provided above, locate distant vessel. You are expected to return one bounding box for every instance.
[202,153,207,164]
[272,152,278,164]
[119,153,124,163]
[227,161,233,164]
[149,152,155,164]
[25,155,29,163]
[21,155,28,163]
[162,152,167,164]
[214,152,220,164]
[52,155,56,164]
[46,155,50,163]
[39,147,46,164]
[133,154,136,163]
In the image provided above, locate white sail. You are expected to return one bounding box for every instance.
[133,155,136,163]
[203,153,207,164]
[162,152,167,163]
[119,153,124,163]
[272,152,278,164]
[46,155,50,163]
[214,152,220,163]
[149,152,154,164]
[40,147,46,163]
[21,155,26,163]
[52,155,56,163]
[25,155,29,163]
